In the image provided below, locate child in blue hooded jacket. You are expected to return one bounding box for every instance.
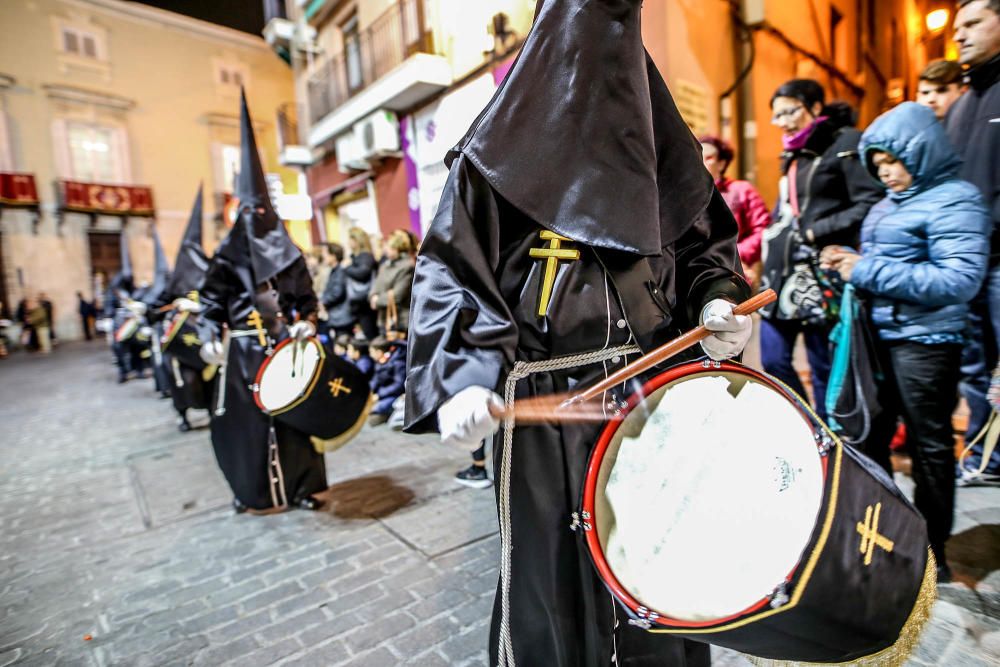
[821,102,989,582]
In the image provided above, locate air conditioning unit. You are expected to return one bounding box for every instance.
[355,110,400,161]
[335,131,370,173]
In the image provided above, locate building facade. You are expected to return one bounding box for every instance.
[269,0,956,248]
[266,0,536,249]
[0,0,299,340]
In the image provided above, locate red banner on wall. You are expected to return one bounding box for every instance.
[58,180,155,216]
[0,172,40,206]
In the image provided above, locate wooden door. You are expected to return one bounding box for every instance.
[88,231,121,288]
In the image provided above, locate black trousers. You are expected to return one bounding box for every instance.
[861,339,961,555]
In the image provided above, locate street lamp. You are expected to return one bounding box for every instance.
[926,8,950,34]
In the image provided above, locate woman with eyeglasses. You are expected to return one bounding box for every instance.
[758,79,883,421]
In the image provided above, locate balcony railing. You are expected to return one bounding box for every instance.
[307,0,432,125]
[277,102,301,149]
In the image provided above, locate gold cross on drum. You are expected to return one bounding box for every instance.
[528,230,580,317]
[856,502,895,566]
[328,378,352,397]
[181,333,201,347]
[247,310,266,347]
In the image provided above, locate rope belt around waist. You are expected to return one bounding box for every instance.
[496,343,642,667]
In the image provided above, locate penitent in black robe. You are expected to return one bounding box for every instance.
[406,158,749,666]
[200,253,327,510]
[405,2,749,664]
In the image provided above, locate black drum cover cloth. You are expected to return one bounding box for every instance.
[581,362,935,666]
[254,337,374,446]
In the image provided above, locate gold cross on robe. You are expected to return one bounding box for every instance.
[181,333,201,347]
[528,230,580,317]
[856,502,895,566]
[328,378,352,397]
[247,310,266,347]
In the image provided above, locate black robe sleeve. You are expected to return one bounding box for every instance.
[403,157,520,433]
[673,189,751,326]
[199,258,235,327]
[276,257,318,321]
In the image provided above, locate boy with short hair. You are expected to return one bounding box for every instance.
[368,335,406,426]
[916,59,966,119]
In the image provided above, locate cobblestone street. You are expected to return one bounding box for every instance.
[2,343,999,666]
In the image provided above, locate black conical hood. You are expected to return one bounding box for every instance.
[451,0,712,255]
[142,225,171,306]
[216,89,301,285]
[119,230,133,283]
[165,184,209,298]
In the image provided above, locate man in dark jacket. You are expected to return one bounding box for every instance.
[321,243,354,339]
[947,0,1000,481]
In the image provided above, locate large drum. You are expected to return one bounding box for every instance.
[253,337,372,445]
[581,361,935,665]
[161,311,209,371]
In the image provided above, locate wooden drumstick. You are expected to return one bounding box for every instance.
[492,289,776,424]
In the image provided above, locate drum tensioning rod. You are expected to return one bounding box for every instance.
[492,289,777,425]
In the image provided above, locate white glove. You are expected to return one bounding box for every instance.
[174,297,202,313]
[437,386,504,450]
[138,326,154,339]
[199,340,225,365]
[288,320,315,341]
[700,298,752,361]
[126,300,147,316]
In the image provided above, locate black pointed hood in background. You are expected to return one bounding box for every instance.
[452,0,712,256]
[216,89,301,285]
[165,184,210,298]
[120,231,134,283]
[140,224,172,306]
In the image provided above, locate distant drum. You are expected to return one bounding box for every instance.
[253,337,371,443]
[161,311,208,371]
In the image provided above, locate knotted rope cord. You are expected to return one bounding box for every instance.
[496,343,641,667]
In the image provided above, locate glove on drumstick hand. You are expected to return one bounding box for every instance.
[173,297,202,313]
[288,320,315,341]
[437,386,504,450]
[700,298,752,361]
[199,341,226,366]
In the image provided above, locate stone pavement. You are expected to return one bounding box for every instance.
[1,343,998,666]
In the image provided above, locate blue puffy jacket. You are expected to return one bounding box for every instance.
[852,102,990,341]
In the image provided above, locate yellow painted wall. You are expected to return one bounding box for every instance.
[0,0,296,338]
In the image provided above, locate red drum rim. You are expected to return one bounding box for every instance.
[161,311,190,347]
[581,360,833,630]
[252,337,325,415]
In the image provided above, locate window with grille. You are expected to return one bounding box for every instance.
[61,26,101,60]
[66,122,125,183]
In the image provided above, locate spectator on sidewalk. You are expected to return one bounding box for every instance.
[344,228,378,340]
[947,0,1000,481]
[700,135,771,286]
[347,338,374,381]
[455,443,492,489]
[916,59,967,120]
[368,335,406,426]
[39,292,55,344]
[321,243,354,339]
[369,231,415,336]
[821,101,990,583]
[760,79,883,421]
[77,292,97,341]
[23,296,52,354]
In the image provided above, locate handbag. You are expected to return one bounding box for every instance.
[346,274,371,303]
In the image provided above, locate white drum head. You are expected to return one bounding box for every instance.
[257,339,322,412]
[596,371,823,622]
